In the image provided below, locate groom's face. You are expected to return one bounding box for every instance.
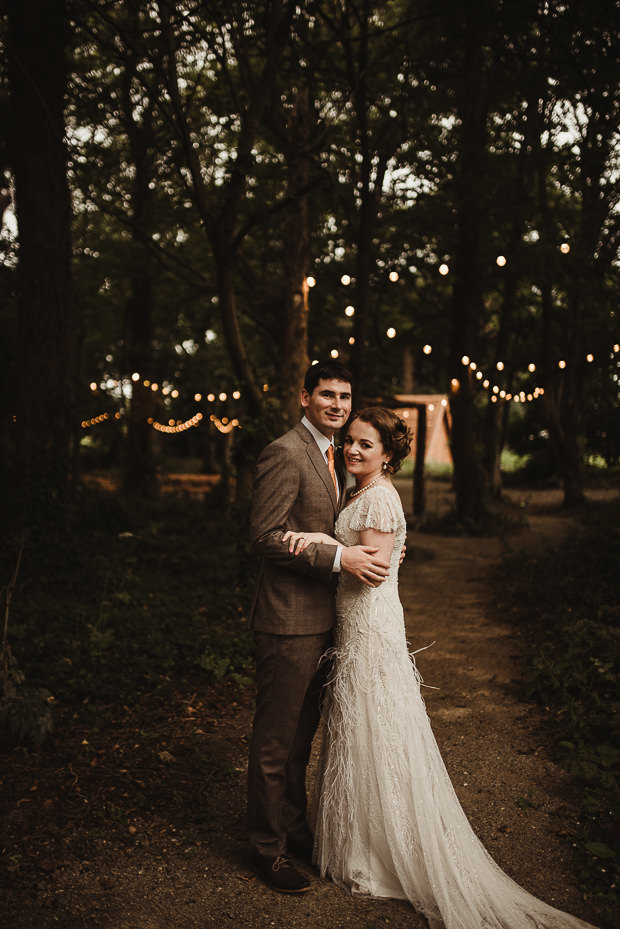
[301,378,352,439]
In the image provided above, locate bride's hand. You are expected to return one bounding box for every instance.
[282,531,328,555]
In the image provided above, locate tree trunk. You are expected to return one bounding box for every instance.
[120,54,158,497]
[7,0,74,527]
[276,87,312,427]
[448,8,488,522]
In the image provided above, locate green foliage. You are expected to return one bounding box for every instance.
[500,499,620,916]
[0,490,255,715]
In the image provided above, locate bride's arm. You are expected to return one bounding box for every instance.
[358,528,396,567]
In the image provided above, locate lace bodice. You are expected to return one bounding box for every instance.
[334,483,407,654]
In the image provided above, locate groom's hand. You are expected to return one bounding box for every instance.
[341,545,390,587]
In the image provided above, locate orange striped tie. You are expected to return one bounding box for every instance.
[326,444,338,495]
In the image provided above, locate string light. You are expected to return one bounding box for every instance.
[388,271,399,282]
[210,414,240,434]
[232,390,241,399]
[386,328,396,339]
[219,392,227,401]
[423,344,432,354]
[341,274,351,285]
[461,355,470,365]
[586,354,594,363]
[152,412,203,434]
[306,276,316,287]
[194,393,202,401]
[439,263,449,276]
[345,305,355,317]
[348,337,355,345]
[560,243,570,254]
[330,349,339,358]
[496,255,506,267]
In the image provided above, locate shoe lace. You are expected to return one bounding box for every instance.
[271,855,290,872]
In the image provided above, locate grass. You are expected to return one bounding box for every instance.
[497,497,620,920]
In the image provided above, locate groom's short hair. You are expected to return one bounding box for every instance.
[303,360,354,395]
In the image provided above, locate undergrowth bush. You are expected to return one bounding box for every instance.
[499,497,620,918]
[1,487,255,724]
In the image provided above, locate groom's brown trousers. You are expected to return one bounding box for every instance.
[247,630,332,857]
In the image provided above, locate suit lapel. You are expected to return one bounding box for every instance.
[295,422,339,512]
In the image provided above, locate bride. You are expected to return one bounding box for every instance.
[282,406,597,929]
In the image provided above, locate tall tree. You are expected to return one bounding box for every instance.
[6,0,74,525]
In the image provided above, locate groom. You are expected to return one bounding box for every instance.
[247,360,390,893]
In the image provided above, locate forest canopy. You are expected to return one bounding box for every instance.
[1,0,619,524]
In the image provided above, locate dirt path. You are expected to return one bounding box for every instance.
[5,485,613,929]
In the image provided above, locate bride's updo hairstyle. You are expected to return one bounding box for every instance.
[351,407,412,474]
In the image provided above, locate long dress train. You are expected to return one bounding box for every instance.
[313,484,597,929]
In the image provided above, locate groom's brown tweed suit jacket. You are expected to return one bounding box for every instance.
[249,421,345,635]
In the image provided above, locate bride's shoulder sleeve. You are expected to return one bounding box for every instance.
[347,486,403,534]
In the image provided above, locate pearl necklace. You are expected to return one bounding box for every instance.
[349,473,386,498]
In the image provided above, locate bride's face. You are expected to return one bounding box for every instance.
[343,419,389,480]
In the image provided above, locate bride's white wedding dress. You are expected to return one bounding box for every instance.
[313,483,597,929]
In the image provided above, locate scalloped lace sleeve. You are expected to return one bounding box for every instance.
[347,485,403,534]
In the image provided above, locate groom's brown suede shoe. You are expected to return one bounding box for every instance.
[250,853,311,894]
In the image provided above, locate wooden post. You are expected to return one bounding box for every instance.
[412,403,427,519]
